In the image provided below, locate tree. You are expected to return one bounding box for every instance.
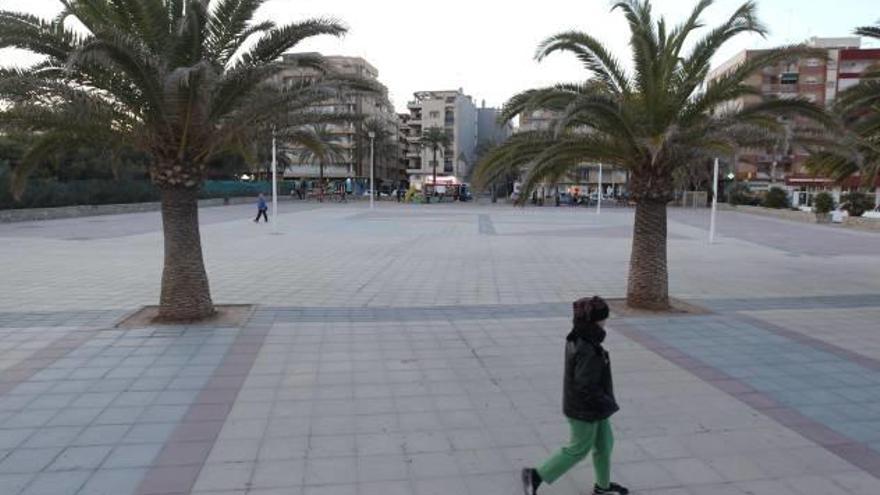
[0,0,375,321]
[805,23,880,188]
[419,126,451,202]
[474,0,831,310]
[294,124,347,201]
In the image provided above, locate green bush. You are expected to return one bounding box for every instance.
[728,183,758,206]
[0,173,283,210]
[840,192,873,217]
[763,187,790,209]
[813,191,835,214]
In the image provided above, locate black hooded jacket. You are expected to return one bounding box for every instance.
[562,322,619,422]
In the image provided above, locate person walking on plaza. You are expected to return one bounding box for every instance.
[254,193,268,223]
[521,296,629,495]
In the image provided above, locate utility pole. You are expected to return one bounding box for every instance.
[271,126,278,234]
[369,131,375,209]
[709,157,719,244]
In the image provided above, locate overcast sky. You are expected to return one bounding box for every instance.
[1,0,877,112]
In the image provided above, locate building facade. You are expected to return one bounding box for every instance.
[709,37,880,205]
[402,89,478,189]
[517,110,628,199]
[273,53,402,185]
[476,101,513,147]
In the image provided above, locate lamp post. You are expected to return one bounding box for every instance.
[368,131,375,210]
[597,163,603,215]
[271,126,278,234]
[709,157,719,244]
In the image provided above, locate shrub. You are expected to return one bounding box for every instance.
[0,177,277,210]
[840,192,873,217]
[763,187,790,209]
[813,192,835,214]
[728,183,756,206]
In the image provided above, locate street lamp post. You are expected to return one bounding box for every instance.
[368,131,375,210]
[271,126,278,234]
[597,163,603,215]
[709,157,719,244]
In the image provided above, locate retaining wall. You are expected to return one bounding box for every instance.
[720,204,880,232]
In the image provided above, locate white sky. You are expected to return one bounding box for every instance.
[1,0,877,112]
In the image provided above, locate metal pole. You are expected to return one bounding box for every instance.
[597,163,603,215]
[369,132,375,209]
[271,126,278,234]
[709,157,719,244]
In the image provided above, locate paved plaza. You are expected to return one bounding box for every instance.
[1,202,879,495]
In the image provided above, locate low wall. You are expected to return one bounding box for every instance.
[844,216,880,232]
[721,204,880,232]
[0,196,263,223]
[719,204,816,224]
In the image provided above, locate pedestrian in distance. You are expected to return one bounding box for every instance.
[254,193,268,223]
[521,296,629,495]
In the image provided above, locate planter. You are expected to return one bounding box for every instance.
[815,212,832,224]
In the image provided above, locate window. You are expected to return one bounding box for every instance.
[429,111,440,119]
[780,73,799,84]
[805,58,821,67]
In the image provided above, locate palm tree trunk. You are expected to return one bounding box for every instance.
[158,187,214,321]
[626,199,670,310]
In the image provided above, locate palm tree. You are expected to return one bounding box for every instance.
[805,23,880,188]
[420,126,451,202]
[0,0,375,321]
[474,0,831,310]
[294,124,347,201]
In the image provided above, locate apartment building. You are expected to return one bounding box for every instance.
[476,101,513,146]
[709,37,880,204]
[403,89,478,189]
[273,53,402,184]
[517,111,628,197]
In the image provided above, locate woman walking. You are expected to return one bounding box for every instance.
[521,296,629,495]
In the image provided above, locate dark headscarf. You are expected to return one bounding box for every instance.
[567,296,609,343]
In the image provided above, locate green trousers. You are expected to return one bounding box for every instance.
[537,418,614,487]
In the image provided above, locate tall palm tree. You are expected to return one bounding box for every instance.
[0,0,375,321]
[474,0,831,310]
[420,126,451,202]
[294,124,347,202]
[805,23,880,187]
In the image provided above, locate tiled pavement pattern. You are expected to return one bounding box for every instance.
[1,203,879,494]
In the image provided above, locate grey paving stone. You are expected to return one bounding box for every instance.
[76,468,146,495]
[101,443,163,469]
[0,473,35,495]
[0,447,63,474]
[46,445,112,471]
[250,459,305,489]
[19,470,91,495]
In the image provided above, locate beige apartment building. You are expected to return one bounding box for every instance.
[273,53,403,185]
[709,37,880,205]
[403,89,478,189]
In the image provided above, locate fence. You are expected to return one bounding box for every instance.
[676,191,709,208]
[0,177,292,210]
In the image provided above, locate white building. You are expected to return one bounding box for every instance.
[403,89,478,189]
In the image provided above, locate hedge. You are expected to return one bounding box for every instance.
[0,174,291,210]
